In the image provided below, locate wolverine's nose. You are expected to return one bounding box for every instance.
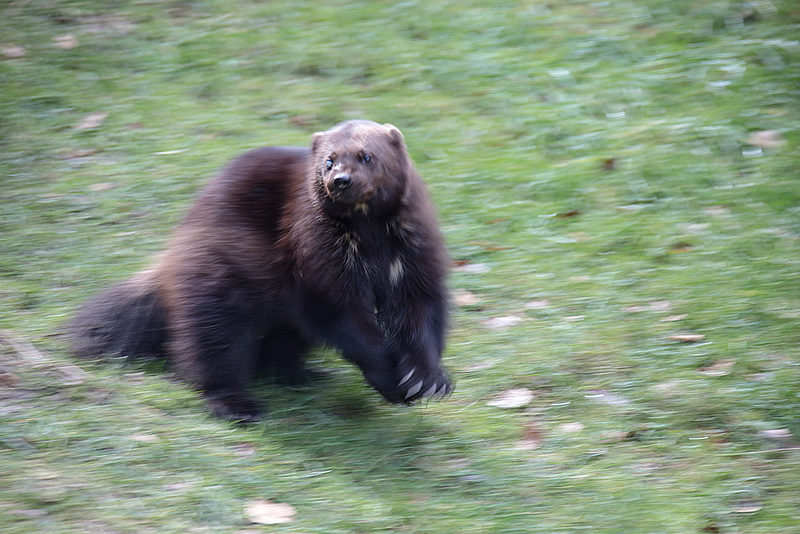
[332,174,352,189]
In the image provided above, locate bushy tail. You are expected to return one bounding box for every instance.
[69,275,167,360]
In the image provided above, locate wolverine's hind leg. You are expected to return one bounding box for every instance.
[168,294,264,423]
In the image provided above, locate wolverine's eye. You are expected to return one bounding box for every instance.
[362,154,372,164]
[325,159,333,171]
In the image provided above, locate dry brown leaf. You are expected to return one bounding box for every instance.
[88,182,117,192]
[163,482,193,491]
[524,299,550,310]
[668,241,694,253]
[757,428,793,441]
[518,421,544,450]
[452,289,480,307]
[231,443,257,457]
[244,500,296,525]
[732,501,763,514]
[75,112,108,131]
[698,360,735,376]
[668,334,705,343]
[80,15,135,35]
[566,231,590,242]
[60,148,98,159]
[703,205,730,217]
[0,369,21,387]
[53,35,79,50]
[623,305,648,313]
[1,46,25,58]
[556,209,582,218]
[484,316,522,330]
[558,422,585,434]
[743,130,785,148]
[487,388,534,409]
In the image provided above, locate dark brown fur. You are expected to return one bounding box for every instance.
[69,120,450,422]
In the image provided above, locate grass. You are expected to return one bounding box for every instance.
[1,0,799,532]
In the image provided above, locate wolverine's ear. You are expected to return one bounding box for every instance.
[383,123,405,147]
[312,132,325,154]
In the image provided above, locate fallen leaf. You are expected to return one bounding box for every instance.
[757,428,793,441]
[556,209,581,218]
[624,301,672,313]
[53,35,79,50]
[602,158,616,171]
[668,241,694,253]
[0,370,21,387]
[130,433,158,443]
[88,182,116,192]
[231,443,257,457]
[661,314,687,322]
[623,305,648,313]
[452,289,480,307]
[75,111,108,131]
[80,15,135,35]
[648,300,672,311]
[732,501,763,514]
[563,315,584,322]
[558,422,585,434]
[244,500,296,525]
[698,360,735,376]
[681,223,709,234]
[743,130,785,148]
[60,148,99,159]
[484,316,522,330]
[487,388,534,409]
[566,231,590,242]
[668,334,705,343]
[454,262,491,274]
[518,421,544,450]
[703,205,730,217]
[1,46,25,58]
[163,482,193,491]
[289,114,315,128]
[524,299,550,310]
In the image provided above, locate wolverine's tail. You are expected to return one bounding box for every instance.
[69,274,167,360]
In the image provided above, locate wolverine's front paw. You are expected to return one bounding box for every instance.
[204,390,263,424]
[394,365,453,404]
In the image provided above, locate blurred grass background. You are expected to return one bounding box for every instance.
[1,0,799,532]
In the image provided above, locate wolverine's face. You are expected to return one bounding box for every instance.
[320,149,376,206]
[311,120,409,216]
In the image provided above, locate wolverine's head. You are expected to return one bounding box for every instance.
[311,120,409,218]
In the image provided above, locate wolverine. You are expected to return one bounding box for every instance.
[69,120,451,422]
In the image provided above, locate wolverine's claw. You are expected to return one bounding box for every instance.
[404,380,423,400]
[398,368,415,387]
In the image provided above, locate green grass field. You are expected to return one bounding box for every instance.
[2,1,799,532]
